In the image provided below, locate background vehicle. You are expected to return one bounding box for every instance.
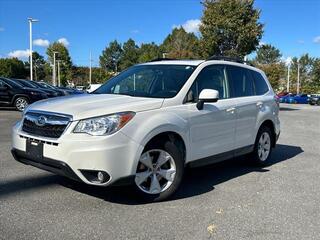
[287,94,309,104]
[11,58,280,201]
[279,93,293,103]
[10,79,61,98]
[57,86,85,95]
[0,77,48,111]
[32,81,68,96]
[308,94,320,105]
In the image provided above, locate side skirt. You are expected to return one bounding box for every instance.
[187,145,254,168]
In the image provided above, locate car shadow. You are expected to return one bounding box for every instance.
[280,107,299,111]
[0,144,303,204]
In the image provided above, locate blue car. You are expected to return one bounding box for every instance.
[287,94,309,104]
[279,94,295,103]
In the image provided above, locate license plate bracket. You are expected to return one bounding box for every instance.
[26,139,43,161]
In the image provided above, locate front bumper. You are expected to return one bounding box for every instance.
[11,121,144,186]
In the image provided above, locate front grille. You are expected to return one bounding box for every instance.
[22,111,71,138]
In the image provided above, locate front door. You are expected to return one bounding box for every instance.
[186,65,237,161]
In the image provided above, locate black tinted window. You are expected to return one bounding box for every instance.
[227,66,255,97]
[186,65,229,102]
[251,70,269,95]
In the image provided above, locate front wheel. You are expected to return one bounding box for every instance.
[14,97,29,111]
[250,126,273,166]
[134,141,184,202]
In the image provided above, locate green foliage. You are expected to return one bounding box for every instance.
[46,42,73,86]
[0,58,27,78]
[119,39,140,70]
[255,44,282,64]
[200,0,263,58]
[99,40,122,72]
[138,43,161,63]
[258,63,286,91]
[160,28,199,59]
[32,52,46,80]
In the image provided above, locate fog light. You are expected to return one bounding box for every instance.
[97,171,105,182]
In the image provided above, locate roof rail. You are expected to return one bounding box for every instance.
[207,55,253,66]
[149,58,176,62]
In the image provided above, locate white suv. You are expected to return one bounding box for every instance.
[11,58,280,201]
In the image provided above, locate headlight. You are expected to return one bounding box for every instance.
[73,112,135,136]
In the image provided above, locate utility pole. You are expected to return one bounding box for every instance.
[287,63,290,92]
[52,51,58,86]
[297,60,300,94]
[89,51,92,86]
[57,60,61,87]
[28,17,38,81]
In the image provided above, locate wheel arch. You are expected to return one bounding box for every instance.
[258,119,277,147]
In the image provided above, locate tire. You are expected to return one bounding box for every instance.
[14,97,29,111]
[250,126,273,166]
[134,141,184,202]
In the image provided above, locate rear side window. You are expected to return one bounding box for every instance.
[227,65,255,97]
[185,65,230,102]
[251,70,269,95]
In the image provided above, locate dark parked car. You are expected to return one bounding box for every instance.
[10,79,61,98]
[0,77,48,111]
[57,86,85,95]
[30,81,68,96]
[309,94,320,105]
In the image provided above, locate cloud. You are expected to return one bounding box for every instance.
[282,56,292,66]
[0,27,4,32]
[313,36,320,44]
[8,49,30,59]
[259,41,266,46]
[173,19,201,34]
[297,40,305,44]
[33,38,50,47]
[58,37,69,47]
[131,29,139,34]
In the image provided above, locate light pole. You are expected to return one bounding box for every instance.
[286,60,292,92]
[297,59,300,94]
[28,17,38,81]
[57,60,61,87]
[52,51,59,86]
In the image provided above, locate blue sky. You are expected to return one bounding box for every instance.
[0,0,319,66]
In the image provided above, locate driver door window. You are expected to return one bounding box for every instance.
[186,65,229,102]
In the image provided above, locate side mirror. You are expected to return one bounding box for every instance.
[196,89,219,110]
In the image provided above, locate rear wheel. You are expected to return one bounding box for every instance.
[14,97,29,111]
[250,126,273,166]
[134,141,184,202]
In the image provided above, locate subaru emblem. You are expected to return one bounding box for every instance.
[36,116,47,127]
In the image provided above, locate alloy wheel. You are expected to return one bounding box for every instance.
[258,132,271,161]
[135,149,176,195]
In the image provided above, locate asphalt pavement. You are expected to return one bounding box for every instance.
[0,104,319,240]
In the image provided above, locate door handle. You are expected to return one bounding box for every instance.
[226,107,236,113]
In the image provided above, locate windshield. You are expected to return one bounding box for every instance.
[17,80,38,88]
[93,64,196,98]
[3,79,23,88]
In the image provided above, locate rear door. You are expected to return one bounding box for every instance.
[226,65,260,150]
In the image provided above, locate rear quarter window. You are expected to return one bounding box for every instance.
[250,70,269,95]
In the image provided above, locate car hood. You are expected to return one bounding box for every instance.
[27,94,164,120]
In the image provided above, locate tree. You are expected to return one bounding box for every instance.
[46,42,73,86]
[311,58,320,91]
[0,58,27,78]
[255,44,282,64]
[258,63,285,91]
[200,0,263,58]
[99,40,122,72]
[161,28,199,59]
[32,52,46,80]
[138,42,161,63]
[119,39,139,70]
